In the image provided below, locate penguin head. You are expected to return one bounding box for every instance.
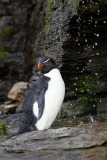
[38,56,57,73]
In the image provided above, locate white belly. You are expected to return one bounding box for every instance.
[36,69,65,130]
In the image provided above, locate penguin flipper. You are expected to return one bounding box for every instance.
[37,89,45,120]
[35,76,50,120]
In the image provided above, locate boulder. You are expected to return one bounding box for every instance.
[8,82,28,102]
[0,103,18,114]
[2,122,107,160]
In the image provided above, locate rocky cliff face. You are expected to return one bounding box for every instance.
[33,0,107,117]
[0,0,46,101]
[0,0,107,118]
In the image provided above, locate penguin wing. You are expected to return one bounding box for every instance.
[36,89,45,120]
[34,75,50,120]
[23,75,50,118]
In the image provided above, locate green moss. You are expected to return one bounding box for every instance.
[2,26,13,40]
[68,75,98,115]
[79,2,100,12]
[45,0,52,35]
[73,0,79,13]
[77,94,97,116]
[76,76,97,94]
[0,121,7,135]
[79,4,99,12]
[0,45,7,59]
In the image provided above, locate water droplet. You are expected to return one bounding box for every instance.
[96,33,99,37]
[96,52,99,55]
[95,73,98,76]
[77,67,79,70]
[92,46,95,48]
[95,42,97,46]
[74,83,77,86]
[99,99,102,103]
[89,59,92,62]
[103,21,106,24]
[89,116,94,123]
[85,39,87,42]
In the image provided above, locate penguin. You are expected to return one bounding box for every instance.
[9,56,65,137]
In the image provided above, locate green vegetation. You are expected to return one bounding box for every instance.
[2,26,13,40]
[79,2,99,12]
[0,45,7,59]
[78,95,92,114]
[45,0,52,35]
[77,76,95,94]
[73,0,79,13]
[73,0,100,14]
[0,121,7,135]
[70,75,98,115]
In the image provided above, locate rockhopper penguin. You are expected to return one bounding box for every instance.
[11,56,65,136]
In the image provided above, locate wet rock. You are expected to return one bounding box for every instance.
[2,122,107,160]
[0,0,47,100]
[8,82,28,102]
[33,0,107,118]
[0,103,18,114]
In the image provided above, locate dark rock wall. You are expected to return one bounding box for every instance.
[0,0,107,117]
[0,0,46,101]
[34,0,107,117]
[61,0,107,116]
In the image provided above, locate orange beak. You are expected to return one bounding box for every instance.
[38,63,44,69]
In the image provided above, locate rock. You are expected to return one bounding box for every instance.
[0,103,18,114]
[33,0,107,118]
[0,0,107,121]
[8,82,28,102]
[0,0,47,101]
[2,122,107,160]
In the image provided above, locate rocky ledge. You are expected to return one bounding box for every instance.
[1,122,107,160]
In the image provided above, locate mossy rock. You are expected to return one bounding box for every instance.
[45,0,53,35]
[0,121,7,135]
[0,45,7,59]
[2,26,13,40]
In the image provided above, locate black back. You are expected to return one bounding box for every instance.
[23,75,50,120]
